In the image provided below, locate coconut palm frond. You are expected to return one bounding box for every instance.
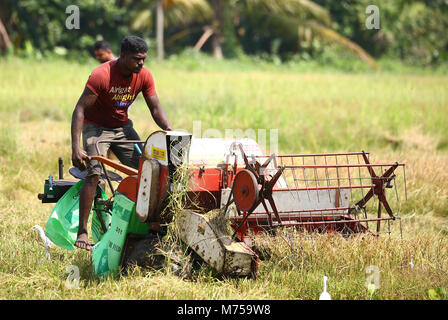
[307,20,379,69]
[245,0,331,26]
[165,0,213,25]
[242,0,377,68]
[130,9,152,31]
[130,0,212,32]
[296,0,331,26]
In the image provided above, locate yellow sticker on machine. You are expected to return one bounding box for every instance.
[151,146,166,161]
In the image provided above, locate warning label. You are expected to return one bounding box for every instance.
[151,146,166,161]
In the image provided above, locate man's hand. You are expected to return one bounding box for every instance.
[72,146,88,171]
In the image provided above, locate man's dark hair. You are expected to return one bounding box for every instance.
[93,40,111,52]
[120,36,148,55]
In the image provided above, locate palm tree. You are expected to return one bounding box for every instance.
[241,0,378,68]
[130,0,378,68]
[191,0,378,67]
[0,17,12,52]
[209,0,224,59]
[156,0,164,61]
[130,0,212,60]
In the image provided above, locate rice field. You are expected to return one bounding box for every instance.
[0,56,447,300]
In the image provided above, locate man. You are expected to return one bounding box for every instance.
[93,40,115,63]
[72,36,172,251]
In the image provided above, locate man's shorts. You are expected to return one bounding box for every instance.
[82,120,142,177]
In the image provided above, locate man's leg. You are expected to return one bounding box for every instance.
[75,174,100,251]
[110,120,142,170]
[75,123,109,251]
[112,122,160,232]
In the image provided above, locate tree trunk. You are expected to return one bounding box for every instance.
[194,26,214,51]
[156,0,164,61]
[210,0,224,59]
[0,17,12,52]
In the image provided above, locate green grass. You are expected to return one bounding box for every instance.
[0,56,447,300]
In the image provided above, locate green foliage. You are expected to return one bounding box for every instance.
[1,1,447,66]
[317,0,448,66]
[4,0,128,58]
[389,1,448,65]
[428,288,448,300]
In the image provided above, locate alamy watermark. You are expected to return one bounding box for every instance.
[65,5,80,30]
[365,5,380,30]
[365,265,380,291]
[65,265,80,289]
[178,120,279,155]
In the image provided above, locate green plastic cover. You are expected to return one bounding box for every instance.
[45,180,109,250]
[92,192,149,278]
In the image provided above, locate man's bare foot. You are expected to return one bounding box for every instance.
[75,233,92,251]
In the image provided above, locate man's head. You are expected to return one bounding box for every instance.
[120,36,148,74]
[93,40,115,64]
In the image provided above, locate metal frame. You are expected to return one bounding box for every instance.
[93,139,145,195]
[222,147,406,240]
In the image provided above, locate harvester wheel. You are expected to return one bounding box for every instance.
[233,169,259,212]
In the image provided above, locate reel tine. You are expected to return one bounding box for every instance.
[302,157,311,202]
[403,165,408,201]
[290,156,301,201]
[324,155,332,203]
[346,154,354,201]
[312,155,320,203]
[394,175,399,202]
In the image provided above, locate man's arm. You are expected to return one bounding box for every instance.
[144,94,172,131]
[71,86,98,169]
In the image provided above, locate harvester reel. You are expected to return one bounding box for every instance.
[227,148,286,240]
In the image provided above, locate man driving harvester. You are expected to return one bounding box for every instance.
[71,36,172,251]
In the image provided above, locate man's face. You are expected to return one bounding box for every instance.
[94,49,114,64]
[122,52,147,73]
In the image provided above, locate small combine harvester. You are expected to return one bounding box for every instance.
[38,130,406,278]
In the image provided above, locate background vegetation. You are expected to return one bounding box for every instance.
[1,0,447,69]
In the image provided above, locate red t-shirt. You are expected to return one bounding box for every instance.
[84,59,157,128]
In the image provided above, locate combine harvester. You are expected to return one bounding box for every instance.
[38,130,406,278]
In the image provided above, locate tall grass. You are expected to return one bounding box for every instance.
[0,57,447,299]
